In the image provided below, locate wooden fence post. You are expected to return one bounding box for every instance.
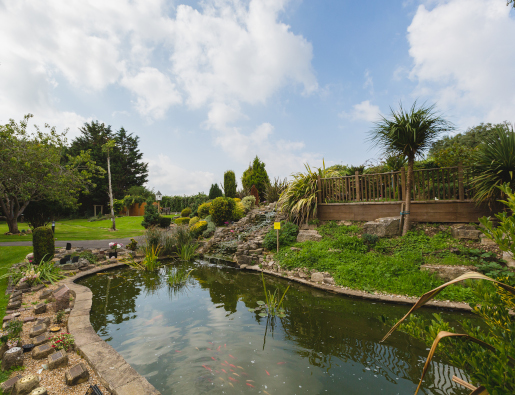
[355,171,360,201]
[458,162,464,201]
[317,174,322,203]
[400,167,406,201]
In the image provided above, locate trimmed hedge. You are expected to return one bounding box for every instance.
[198,202,211,218]
[33,226,55,264]
[209,197,236,225]
[158,217,172,228]
[175,217,191,225]
[181,207,192,217]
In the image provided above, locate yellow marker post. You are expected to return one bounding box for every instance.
[274,222,281,252]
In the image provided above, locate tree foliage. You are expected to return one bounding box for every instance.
[0,114,103,233]
[241,156,270,200]
[208,183,223,199]
[224,170,237,198]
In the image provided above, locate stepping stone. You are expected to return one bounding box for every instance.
[39,289,52,300]
[22,317,36,323]
[34,304,46,315]
[53,286,70,312]
[7,300,21,310]
[1,347,23,371]
[11,290,22,298]
[3,315,13,323]
[29,325,47,338]
[47,350,68,370]
[29,387,47,395]
[0,374,21,394]
[33,334,50,347]
[12,374,39,395]
[31,284,45,292]
[9,294,22,303]
[35,317,50,327]
[65,363,90,386]
[32,344,54,360]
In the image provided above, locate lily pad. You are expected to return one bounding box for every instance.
[257,301,265,305]
[278,313,286,318]
[248,308,255,312]
[258,313,268,318]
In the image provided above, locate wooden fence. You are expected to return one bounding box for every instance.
[318,165,473,204]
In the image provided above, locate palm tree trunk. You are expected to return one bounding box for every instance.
[107,154,116,231]
[403,156,414,235]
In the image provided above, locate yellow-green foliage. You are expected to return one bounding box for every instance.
[197,202,212,218]
[181,207,191,217]
[175,217,190,225]
[232,201,245,221]
[189,216,200,227]
[234,198,241,203]
[190,220,208,238]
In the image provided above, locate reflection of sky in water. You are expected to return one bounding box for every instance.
[80,263,472,395]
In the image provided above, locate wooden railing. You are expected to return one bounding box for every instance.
[318,165,473,203]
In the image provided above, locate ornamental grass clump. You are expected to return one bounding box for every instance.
[251,273,289,319]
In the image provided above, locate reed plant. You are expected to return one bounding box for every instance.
[168,267,194,287]
[251,273,289,318]
[179,243,198,261]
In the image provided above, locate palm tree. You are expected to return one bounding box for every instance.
[369,102,454,235]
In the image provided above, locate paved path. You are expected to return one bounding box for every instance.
[0,236,144,248]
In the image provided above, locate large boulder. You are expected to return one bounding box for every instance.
[420,264,478,282]
[297,230,322,243]
[451,224,481,240]
[363,217,400,237]
[503,251,515,268]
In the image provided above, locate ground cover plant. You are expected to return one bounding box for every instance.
[0,246,32,315]
[271,221,489,302]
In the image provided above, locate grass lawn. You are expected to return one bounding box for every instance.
[0,216,174,243]
[0,246,32,316]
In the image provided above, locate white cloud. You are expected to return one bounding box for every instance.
[363,70,374,94]
[146,154,216,195]
[340,100,381,123]
[407,0,515,123]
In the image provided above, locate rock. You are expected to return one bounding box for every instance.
[236,255,253,266]
[248,249,263,255]
[34,304,46,315]
[1,347,23,371]
[32,344,54,360]
[47,350,68,370]
[323,277,336,285]
[11,290,22,299]
[77,258,89,268]
[15,282,30,291]
[480,234,497,245]
[29,388,47,395]
[299,271,308,279]
[12,374,39,395]
[31,285,44,292]
[60,263,77,271]
[239,264,248,269]
[363,217,400,237]
[311,272,324,283]
[297,230,322,243]
[420,264,478,282]
[9,294,22,303]
[290,247,301,252]
[1,374,21,394]
[25,253,34,261]
[503,251,515,268]
[33,334,50,347]
[53,285,70,312]
[337,220,353,226]
[29,324,47,338]
[65,363,90,386]
[450,224,481,240]
[7,300,21,311]
[34,317,51,327]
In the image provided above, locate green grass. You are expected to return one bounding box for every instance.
[0,216,174,243]
[274,222,480,303]
[0,247,32,316]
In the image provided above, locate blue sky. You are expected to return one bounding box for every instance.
[1,0,514,195]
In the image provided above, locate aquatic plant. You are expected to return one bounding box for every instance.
[251,273,289,318]
[381,272,515,395]
[126,245,162,271]
[179,243,198,261]
[168,267,194,287]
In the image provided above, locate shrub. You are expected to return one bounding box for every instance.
[32,227,54,264]
[79,251,98,265]
[189,216,200,227]
[141,199,160,228]
[250,185,259,204]
[224,170,237,198]
[362,233,379,247]
[181,207,192,217]
[232,201,245,221]
[190,221,208,238]
[234,198,241,203]
[209,197,236,225]
[263,222,299,251]
[127,238,138,251]
[203,218,216,238]
[242,196,256,211]
[175,217,190,225]
[197,202,211,218]
[265,177,288,203]
[241,156,270,201]
[158,217,172,228]
[208,183,223,199]
[144,226,162,250]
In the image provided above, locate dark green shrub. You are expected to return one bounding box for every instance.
[198,202,211,218]
[32,227,54,264]
[209,197,236,225]
[127,238,138,251]
[181,207,191,217]
[362,233,379,247]
[141,200,160,228]
[175,217,190,225]
[159,217,172,228]
[241,156,270,201]
[263,222,299,251]
[224,171,237,198]
[79,251,98,265]
[209,184,223,199]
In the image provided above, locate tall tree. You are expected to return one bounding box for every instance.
[241,156,270,201]
[102,139,117,231]
[224,170,237,198]
[369,102,454,235]
[67,122,148,215]
[0,114,102,233]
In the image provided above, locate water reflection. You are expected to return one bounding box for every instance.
[79,261,473,395]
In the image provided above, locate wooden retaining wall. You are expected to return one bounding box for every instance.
[317,200,493,223]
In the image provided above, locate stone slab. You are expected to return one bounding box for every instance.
[65,363,90,386]
[296,230,322,243]
[32,344,54,360]
[113,376,161,395]
[363,217,400,237]
[0,374,21,394]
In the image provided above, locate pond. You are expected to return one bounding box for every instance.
[78,261,472,395]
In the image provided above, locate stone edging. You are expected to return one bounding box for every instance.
[63,263,161,395]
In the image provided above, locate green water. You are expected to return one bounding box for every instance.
[78,261,472,395]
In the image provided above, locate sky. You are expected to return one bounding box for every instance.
[1,0,514,195]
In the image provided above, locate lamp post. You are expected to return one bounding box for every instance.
[156,191,162,213]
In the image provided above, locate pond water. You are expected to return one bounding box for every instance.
[78,261,472,395]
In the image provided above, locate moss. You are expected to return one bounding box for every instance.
[32,227,54,264]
